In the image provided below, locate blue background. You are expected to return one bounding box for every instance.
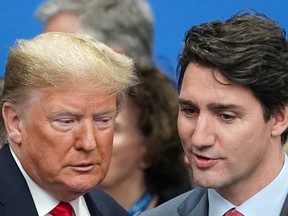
[1,0,288,80]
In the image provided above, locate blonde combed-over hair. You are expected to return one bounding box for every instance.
[3,32,138,107]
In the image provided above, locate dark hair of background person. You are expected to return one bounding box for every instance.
[130,68,191,203]
[35,0,154,70]
[177,10,288,144]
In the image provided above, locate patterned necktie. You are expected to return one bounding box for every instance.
[50,202,74,216]
[224,208,244,216]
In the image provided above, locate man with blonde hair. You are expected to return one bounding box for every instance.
[0,32,138,215]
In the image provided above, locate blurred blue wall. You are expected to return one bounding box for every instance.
[1,0,288,80]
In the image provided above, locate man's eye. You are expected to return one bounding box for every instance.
[52,118,75,132]
[58,119,74,124]
[219,113,235,122]
[94,117,114,130]
[180,107,198,117]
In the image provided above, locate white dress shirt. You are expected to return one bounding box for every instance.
[10,146,91,216]
[208,154,288,216]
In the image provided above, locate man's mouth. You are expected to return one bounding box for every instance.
[70,163,97,172]
[193,154,218,169]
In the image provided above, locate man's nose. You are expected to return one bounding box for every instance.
[75,121,97,151]
[191,113,215,149]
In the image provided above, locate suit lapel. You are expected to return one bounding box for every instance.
[177,188,208,216]
[280,193,288,216]
[179,189,288,216]
[84,192,105,216]
[0,144,38,216]
[84,189,130,216]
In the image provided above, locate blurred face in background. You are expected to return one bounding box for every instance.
[44,12,80,33]
[43,12,127,56]
[100,98,148,189]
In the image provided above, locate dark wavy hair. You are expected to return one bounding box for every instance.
[177,10,288,144]
[129,68,190,200]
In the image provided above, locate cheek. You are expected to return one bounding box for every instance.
[113,127,147,165]
[97,130,114,159]
[19,141,64,185]
[112,131,139,161]
[222,121,269,163]
[111,137,128,160]
[177,116,193,144]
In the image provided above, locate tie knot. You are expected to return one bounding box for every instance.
[224,208,243,216]
[50,202,74,216]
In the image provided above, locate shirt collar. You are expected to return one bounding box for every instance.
[208,154,288,216]
[208,189,234,216]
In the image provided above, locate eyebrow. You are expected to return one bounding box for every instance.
[207,103,243,111]
[178,98,245,112]
[178,98,194,106]
[94,109,118,117]
[49,108,117,118]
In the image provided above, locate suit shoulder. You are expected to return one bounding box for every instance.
[135,190,192,216]
[135,188,207,216]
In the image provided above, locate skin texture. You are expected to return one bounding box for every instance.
[99,98,149,209]
[178,62,287,205]
[44,12,80,33]
[3,83,117,202]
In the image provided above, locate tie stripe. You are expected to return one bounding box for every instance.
[50,202,74,216]
[224,208,243,216]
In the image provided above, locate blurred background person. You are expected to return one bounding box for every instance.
[37,0,87,33]
[98,69,191,215]
[35,0,154,70]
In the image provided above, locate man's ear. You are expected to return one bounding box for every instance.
[271,106,288,137]
[2,102,22,144]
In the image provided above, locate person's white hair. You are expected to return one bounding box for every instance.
[36,0,154,69]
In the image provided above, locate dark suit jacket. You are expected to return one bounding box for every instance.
[0,144,129,216]
[136,187,288,216]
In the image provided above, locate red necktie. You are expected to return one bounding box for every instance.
[224,209,243,216]
[50,202,74,216]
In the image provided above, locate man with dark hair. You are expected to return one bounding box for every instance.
[136,11,288,216]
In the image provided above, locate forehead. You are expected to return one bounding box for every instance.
[179,63,259,106]
[21,81,116,106]
[181,63,230,89]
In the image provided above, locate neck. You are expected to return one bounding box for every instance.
[218,144,285,205]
